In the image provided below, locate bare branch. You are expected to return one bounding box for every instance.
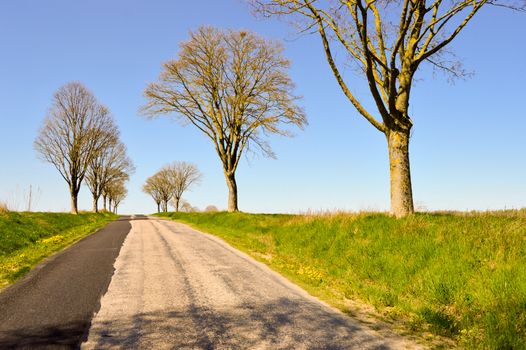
[141,26,307,211]
[34,82,117,214]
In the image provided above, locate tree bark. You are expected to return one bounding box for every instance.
[175,197,180,212]
[157,202,160,213]
[92,195,99,213]
[102,195,107,211]
[225,172,239,212]
[387,128,414,217]
[70,189,79,215]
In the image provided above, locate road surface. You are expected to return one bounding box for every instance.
[82,217,422,350]
[0,217,131,349]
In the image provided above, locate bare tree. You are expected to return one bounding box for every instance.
[143,170,174,213]
[164,162,202,212]
[105,180,127,214]
[86,131,118,212]
[141,26,307,212]
[156,169,174,213]
[143,178,163,213]
[253,0,525,217]
[34,82,116,214]
[180,200,198,212]
[86,139,134,213]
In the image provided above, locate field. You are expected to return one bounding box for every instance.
[0,211,116,289]
[157,210,526,349]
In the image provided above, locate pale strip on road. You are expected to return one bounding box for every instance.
[83,217,423,350]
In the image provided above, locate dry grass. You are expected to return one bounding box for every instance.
[0,202,9,214]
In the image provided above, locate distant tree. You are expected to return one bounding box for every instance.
[157,169,174,213]
[141,26,307,212]
[34,82,116,214]
[164,162,202,212]
[253,0,525,217]
[181,199,199,213]
[106,180,127,214]
[143,170,174,213]
[205,205,219,212]
[86,137,134,213]
[143,177,163,213]
[103,170,131,212]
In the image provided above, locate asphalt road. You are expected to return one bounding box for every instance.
[82,217,423,350]
[0,216,132,349]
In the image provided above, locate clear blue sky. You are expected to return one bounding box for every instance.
[1,0,524,214]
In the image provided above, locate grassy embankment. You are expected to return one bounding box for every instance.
[0,211,117,289]
[157,211,526,349]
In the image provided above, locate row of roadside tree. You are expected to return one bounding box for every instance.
[142,162,202,213]
[33,0,521,216]
[34,82,134,214]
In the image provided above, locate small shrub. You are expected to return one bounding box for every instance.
[205,205,219,212]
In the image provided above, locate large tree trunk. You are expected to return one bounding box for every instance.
[175,197,180,212]
[92,195,99,213]
[157,202,160,213]
[102,195,107,211]
[70,189,79,215]
[225,172,239,212]
[387,129,414,218]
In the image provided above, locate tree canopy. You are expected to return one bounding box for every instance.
[142,26,307,211]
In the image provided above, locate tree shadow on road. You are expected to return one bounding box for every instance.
[0,297,400,349]
[82,297,394,349]
[0,320,86,349]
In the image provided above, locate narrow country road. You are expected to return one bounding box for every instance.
[82,217,423,350]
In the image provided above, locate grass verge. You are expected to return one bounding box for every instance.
[0,211,117,289]
[157,210,526,349]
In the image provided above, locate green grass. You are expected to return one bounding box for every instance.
[0,211,117,289]
[157,210,526,349]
